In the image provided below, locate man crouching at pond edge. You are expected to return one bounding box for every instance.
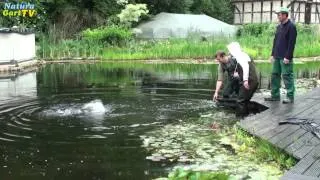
[213,42,259,117]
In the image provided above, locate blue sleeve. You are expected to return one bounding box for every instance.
[271,36,276,56]
[271,26,279,56]
[285,24,297,60]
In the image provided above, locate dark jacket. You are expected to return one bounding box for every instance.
[271,19,297,60]
[221,56,238,80]
[221,56,258,84]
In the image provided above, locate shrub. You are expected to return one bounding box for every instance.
[237,23,317,37]
[236,23,270,37]
[295,23,315,34]
[82,25,133,46]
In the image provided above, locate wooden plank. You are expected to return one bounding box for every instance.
[301,148,320,178]
[286,132,316,159]
[269,125,301,144]
[241,96,319,147]
[275,128,308,149]
[284,106,320,158]
[258,118,304,141]
[251,0,254,23]
[240,111,274,133]
[240,114,277,134]
[261,0,263,23]
[260,123,291,140]
[241,110,278,132]
[281,172,320,180]
[243,97,317,132]
[239,88,320,179]
[289,145,320,174]
[289,154,317,175]
[304,159,320,177]
[276,98,318,117]
[250,98,319,140]
[270,0,273,22]
[294,136,320,159]
[244,88,320,126]
[268,101,320,147]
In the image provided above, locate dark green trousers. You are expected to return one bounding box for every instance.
[236,80,259,117]
[223,78,240,98]
[271,59,295,100]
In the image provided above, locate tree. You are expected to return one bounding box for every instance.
[190,0,234,24]
[117,1,149,27]
[43,0,122,38]
[135,0,234,24]
[135,0,194,14]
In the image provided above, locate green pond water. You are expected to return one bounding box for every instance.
[0,62,320,180]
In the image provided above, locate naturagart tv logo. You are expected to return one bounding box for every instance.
[2,1,37,17]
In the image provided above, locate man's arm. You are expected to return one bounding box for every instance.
[271,26,279,57]
[213,64,224,100]
[215,81,223,95]
[271,36,276,57]
[237,52,250,82]
[285,24,297,60]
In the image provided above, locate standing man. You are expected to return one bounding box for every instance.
[265,7,297,104]
[214,42,259,116]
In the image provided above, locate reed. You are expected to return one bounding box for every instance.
[37,24,320,60]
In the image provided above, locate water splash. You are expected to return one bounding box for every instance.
[42,99,112,117]
[82,99,108,114]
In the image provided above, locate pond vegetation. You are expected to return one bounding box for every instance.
[38,24,320,61]
[141,111,295,179]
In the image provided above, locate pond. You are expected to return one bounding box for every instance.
[0,62,320,180]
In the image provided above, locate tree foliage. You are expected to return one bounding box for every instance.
[135,0,234,23]
[0,0,234,37]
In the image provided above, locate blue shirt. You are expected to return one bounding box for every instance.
[271,19,297,60]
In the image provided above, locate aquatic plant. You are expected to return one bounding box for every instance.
[156,168,229,180]
[37,23,320,60]
[142,118,283,179]
[234,125,297,170]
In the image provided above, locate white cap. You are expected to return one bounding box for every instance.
[227,42,251,62]
[227,42,241,56]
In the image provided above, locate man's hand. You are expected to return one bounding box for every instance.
[269,56,274,63]
[213,92,218,101]
[283,58,290,64]
[244,80,250,90]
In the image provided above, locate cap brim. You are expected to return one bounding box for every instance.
[275,11,289,14]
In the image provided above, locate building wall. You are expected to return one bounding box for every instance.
[0,33,35,63]
[233,0,320,24]
[0,72,37,102]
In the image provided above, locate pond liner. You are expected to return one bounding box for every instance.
[216,98,269,115]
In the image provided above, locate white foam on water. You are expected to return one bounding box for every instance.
[42,99,112,117]
[77,135,107,139]
[81,99,109,114]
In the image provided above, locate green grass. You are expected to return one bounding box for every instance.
[38,30,320,61]
[160,169,229,180]
[234,125,297,170]
[102,38,228,60]
[101,31,320,60]
[38,38,103,60]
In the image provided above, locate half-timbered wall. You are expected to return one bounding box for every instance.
[233,0,320,24]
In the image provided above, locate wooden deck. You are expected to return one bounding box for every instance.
[241,88,320,180]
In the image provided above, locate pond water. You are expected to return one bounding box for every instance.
[0,62,320,180]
